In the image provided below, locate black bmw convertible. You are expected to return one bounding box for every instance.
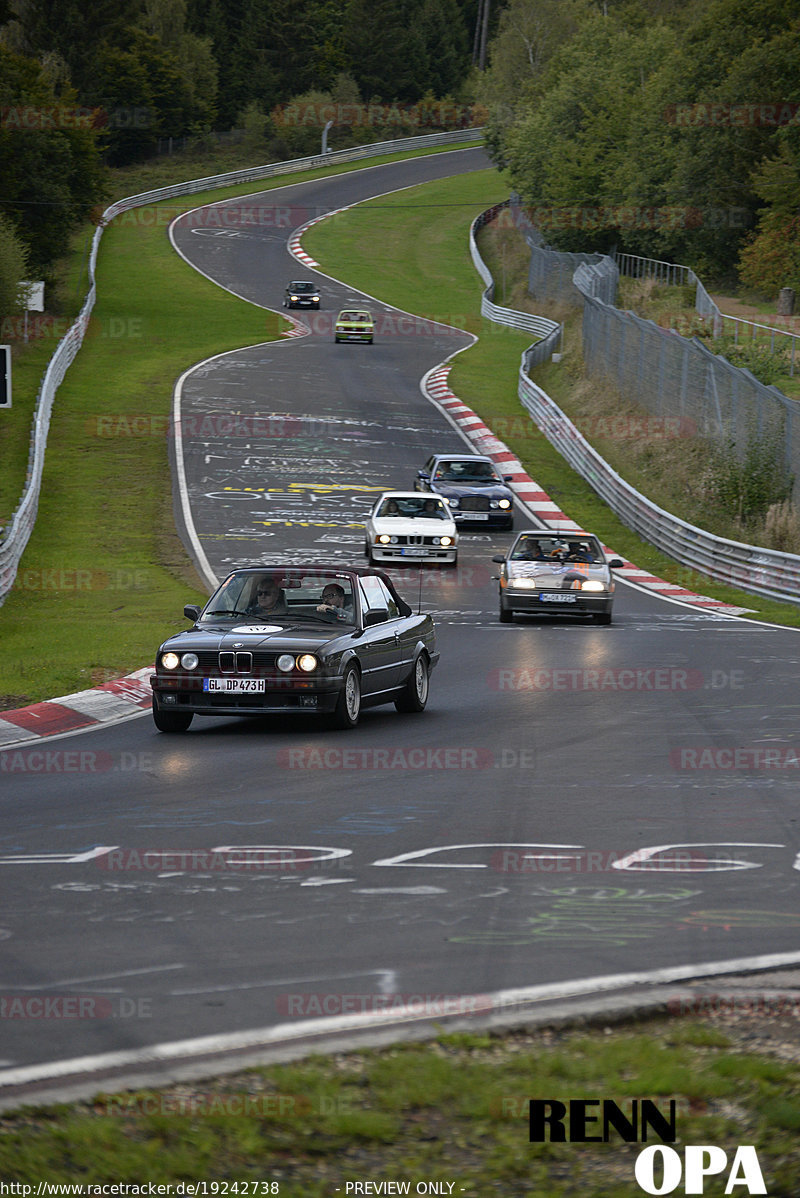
[151,566,438,732]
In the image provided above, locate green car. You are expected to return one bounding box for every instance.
[334,309,374,343]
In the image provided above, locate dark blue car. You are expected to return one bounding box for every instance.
[414,454,515,531]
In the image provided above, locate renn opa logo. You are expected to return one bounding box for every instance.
[529,1100,766,1194]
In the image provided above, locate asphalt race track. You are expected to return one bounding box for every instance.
[2,147,800,1105]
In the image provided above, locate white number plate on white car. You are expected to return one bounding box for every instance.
[539,593,577,603]
[401,547,428,556]
[203,678,266,693]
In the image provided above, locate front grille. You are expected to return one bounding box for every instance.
[460,496,490,512]
[219,651,253,673]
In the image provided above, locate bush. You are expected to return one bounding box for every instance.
[712,335,791,387]
[705,431,793,526]
[762,498,800,554]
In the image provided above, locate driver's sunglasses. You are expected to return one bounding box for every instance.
[258,587,277,595]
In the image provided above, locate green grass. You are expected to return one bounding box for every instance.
[1,1019,798,1193]
[305,180,800,627]
[0,142,480,707]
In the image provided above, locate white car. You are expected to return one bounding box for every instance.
[364,492,458,566]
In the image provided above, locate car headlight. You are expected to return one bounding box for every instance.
[277,654,295,673]
[498,499,511,509]
[181,653,199,670]
[581,580,605,592]
[447,498,459,508]
[161,652,180,670]
[290,294,298,301]
[378,534,392,545]
[438,536,453,547]
[508,578,538,590]
[297,654,318,673]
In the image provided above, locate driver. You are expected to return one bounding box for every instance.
[316,583,350,622]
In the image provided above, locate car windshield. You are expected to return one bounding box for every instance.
[290,282,315,292]
[434,459,500,483]
[339,311,369,322]
[510,536,602,562]
[378,497,448,520]
[200,572,357,626]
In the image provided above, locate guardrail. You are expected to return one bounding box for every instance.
[0,128,484,605]
[469,203,561,360]
[473,204,800,605]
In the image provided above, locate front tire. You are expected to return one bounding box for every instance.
[499,597,513,624]
[152,700,193,733]
[594,611,612,625]
[333,663,361,729]
[395,653,429,713]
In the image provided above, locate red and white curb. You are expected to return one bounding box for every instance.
[423,365,752,617]
[0,668,153,749]
[281,313,311,339]
[287,208,347,269]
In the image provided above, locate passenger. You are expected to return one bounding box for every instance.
[248,578,288,616]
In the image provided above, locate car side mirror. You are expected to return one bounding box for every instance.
[608,558,625,568]
[184,604,201,621]
[364,608,389,626]
[491,554,506,563]
[503,475,513,482]
[417,471,430,481]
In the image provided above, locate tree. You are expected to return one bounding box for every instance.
[0,212,30,320]
[343,0,430,101]
[739,146,800,294]
[0,45,104,272]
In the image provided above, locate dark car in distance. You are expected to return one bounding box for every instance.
[151,566,438,731]
[415,454,515,530]
[284,280,321,308]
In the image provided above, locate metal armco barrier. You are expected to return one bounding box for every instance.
[469,203,561,357]
[0,129,483,605]
[471,203,800,606]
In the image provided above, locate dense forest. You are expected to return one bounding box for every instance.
[478,0,800,286]
[0,0,481,286]
[0,0,799,299]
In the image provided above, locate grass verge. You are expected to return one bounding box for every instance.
[1,1016,799,1193]
[306,186,800,627]
[0,142,480,707]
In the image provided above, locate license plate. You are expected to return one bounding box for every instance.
[539,593,577,604]
[401,548,428,556]
[203,678,266,693]
[459,512,489,520]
